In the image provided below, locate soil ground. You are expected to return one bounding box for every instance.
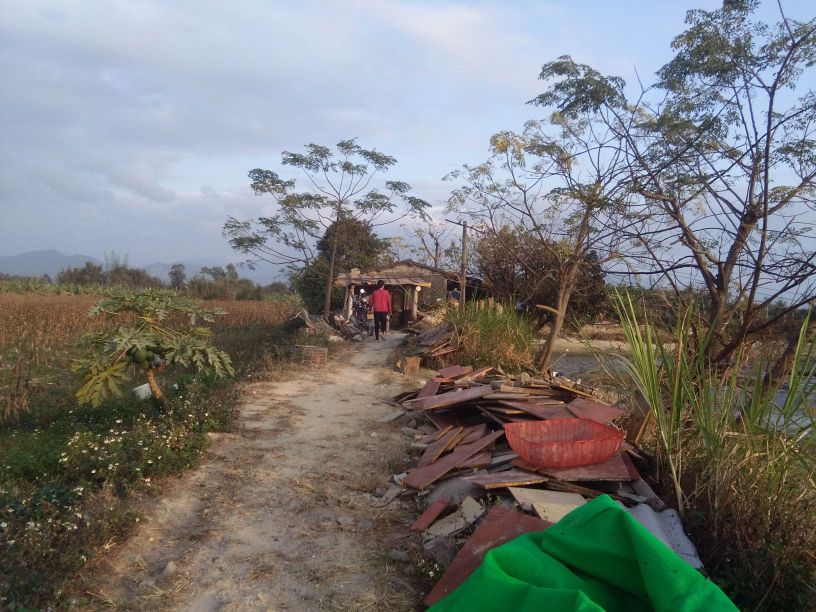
[78,333,424,611]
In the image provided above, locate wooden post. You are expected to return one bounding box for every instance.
[411,285,419,320]
[343,283,353,319]
[459,220,468,310]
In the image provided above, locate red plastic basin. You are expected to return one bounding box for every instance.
[505,418,624,468]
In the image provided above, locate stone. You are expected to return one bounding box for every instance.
[336,516,355,528]
[387,549,410,563]
[427,476,486,506]
[162,560,178,576]
[357,518,373,530]
[422,537,459,567]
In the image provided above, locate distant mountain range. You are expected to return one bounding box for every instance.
[0,250,283,285]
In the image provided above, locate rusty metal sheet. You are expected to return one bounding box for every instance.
[410,497,452,532]
[566,397,626,423]
[424,507,550,606]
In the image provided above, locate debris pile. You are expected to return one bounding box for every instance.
[380,364,709,608]
[292,308,365,341]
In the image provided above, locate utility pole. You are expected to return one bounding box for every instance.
[445,219,469,311]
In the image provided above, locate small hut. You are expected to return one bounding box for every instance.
[334,260,490,327]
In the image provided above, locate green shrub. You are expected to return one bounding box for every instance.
[614,293,816,610]
[443,303,537,371]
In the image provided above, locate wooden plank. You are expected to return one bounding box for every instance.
[566,397,626,424]
[403,430,505,490]
[458,451,492,469]
[484,392,534,400]
[424,507,550,606]
[508,487,586,522]
[463,470,547,489]
[410,497,452,532]
[418,424,453,444]
[511,453,632,482]
[458,366,493,383]
[416,379,441,399]
[458,423,487,445]
[425,410,462,431]
[438,365,474,379]
[404,384,492,412]
[418,427,464,466]
[497,384,573,397]
[499,401,574,420]
[549,379,595,398]
[625,392,653,444]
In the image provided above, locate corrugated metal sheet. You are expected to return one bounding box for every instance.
[334,274,432,287]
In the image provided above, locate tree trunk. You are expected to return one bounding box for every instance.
[536,305,565,373]
[145,368,165,409]
[323,229,339,321]
[535,265,579,373]
[761,317,815,398]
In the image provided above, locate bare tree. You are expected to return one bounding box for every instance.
[534,2,816,380]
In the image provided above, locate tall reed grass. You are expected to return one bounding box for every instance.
[614,292,816,610]
[443,302,537,371]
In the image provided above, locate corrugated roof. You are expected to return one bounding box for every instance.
[334,273,432,287]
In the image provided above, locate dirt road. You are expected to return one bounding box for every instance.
[84,334,421,611]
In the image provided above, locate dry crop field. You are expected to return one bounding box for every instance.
[0,290,304,606]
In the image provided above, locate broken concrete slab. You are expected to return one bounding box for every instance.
[376,409,406,423]
[507,488,586,522]
[423,496,483,540]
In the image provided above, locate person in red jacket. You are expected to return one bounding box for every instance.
[371,280,391,341]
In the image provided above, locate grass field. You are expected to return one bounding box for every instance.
[0,290,307,606]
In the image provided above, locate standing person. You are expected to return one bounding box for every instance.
[371,280,391,341]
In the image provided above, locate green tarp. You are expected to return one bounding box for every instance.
[430,495,737,611]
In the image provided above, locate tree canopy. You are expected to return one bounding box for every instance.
[224,139,429,318]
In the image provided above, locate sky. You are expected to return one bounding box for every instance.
[1,0,809,281]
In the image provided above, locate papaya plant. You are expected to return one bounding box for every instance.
[71,289,234,408]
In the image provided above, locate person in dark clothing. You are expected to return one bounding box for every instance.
[371,280,391,341]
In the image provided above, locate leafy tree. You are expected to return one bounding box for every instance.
[188,264,259,300]
[169,263,186,289]
[533,2,816,383]
[291,218,392,311]
[71,289,234,408]
[449,116,630,370]
[473,228,608,329]
[57,261,105,285]
[224,139,429,319]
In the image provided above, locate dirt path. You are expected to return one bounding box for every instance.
[84,334,420,611]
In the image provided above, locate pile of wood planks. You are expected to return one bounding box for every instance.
[382,364,705,605]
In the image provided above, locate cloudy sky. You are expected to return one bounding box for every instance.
[2,0,803,279]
